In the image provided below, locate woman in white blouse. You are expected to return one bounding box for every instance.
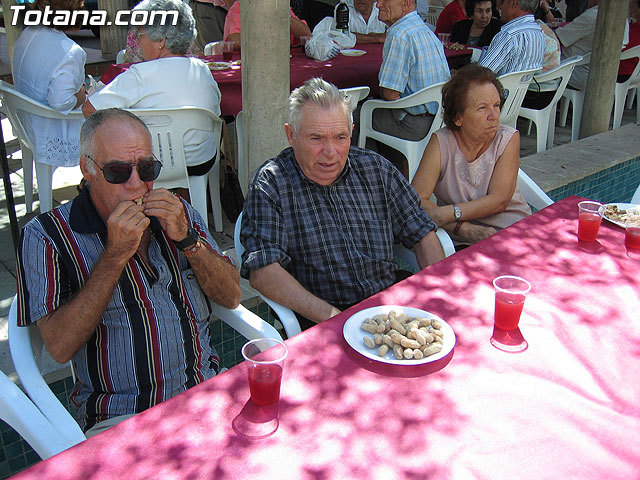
[83,0,222,177]
[12,0,87,210]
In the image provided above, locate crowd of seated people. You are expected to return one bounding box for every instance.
[11,0,638,443]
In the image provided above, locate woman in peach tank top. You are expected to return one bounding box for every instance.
[412,65,531,247]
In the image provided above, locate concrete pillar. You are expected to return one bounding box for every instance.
[98,0,128,57]
[579,0,628,139]
[1,0,23,66]
[240,0,290,188]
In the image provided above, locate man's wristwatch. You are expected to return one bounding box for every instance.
[453,204,462,222]
[175,227,199,251]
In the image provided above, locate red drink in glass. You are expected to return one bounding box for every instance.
[494,292,526,330]
[578,212,601,241]
[248,364,283,406]
[222,51,233,62]
[625,227,640,249]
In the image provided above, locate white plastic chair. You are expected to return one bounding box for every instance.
[8,297,87,447]
[613,45,640,129]
[115,48,126,64]
[234,212,302,338]
[558,53,591,141]
[393,227,456,272]
[424,6,444,28]
[497,68,539,129]
[127,106,224,232]
[517,168,553,210]
[8,293,281,445]
[0,370,78,460]
[519,56,582,152]
[0,79,85,213]
[358,81,446,181]
[235,87,371,196]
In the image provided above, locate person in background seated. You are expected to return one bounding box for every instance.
[412,65,530,247]
[435,0,467,34]
[224,0,311,50]
[190,0,235,51]
[240,78,445,330]
[451,0,502,47]
[11,0,87,211]
[520,0,560,109]
[312,0,388,44]
[16,108,241,436]
[84,0,221,179]
[477,0,545,76]
[619,0,640,82]
[360,0,450,178]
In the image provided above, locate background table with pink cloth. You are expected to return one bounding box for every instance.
[99,43,472,117]
[13,195,639,479]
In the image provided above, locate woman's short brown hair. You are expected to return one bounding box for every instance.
[33,0,85,30]
[441,64,505,130]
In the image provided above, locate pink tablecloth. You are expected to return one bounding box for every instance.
[14,195,639,479]
[99,43,471,117]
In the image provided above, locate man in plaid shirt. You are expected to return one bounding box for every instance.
[240,78,445,330]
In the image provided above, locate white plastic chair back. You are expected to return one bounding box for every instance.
[0,370,77,460]
[0,79,85,213]
[116,48,126,64]
[127,106,224,231]
[517,168,553,210]
[518,56,582,152]
[613,45,640,129]
[8,296,87,447]
[341,86,370,105]
[234,211,302,338]
[558,53,591,141]
[358,81,446,181]
[497,68,539,129]
[424,6,443,28]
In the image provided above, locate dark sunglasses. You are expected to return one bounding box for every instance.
[87,155,162,184]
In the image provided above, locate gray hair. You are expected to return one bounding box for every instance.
[515,0,539,13]
[133,0,196,54]
[288,78,355,135]
[80,108,151,173]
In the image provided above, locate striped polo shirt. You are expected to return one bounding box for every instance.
[16,186,231,431]
[479,14,545,76]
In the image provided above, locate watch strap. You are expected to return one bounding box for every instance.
[175,227,199,251]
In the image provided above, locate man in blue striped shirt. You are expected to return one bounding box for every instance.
[365,0,450,177]
[478,0,545,75]
[16,108,242,435]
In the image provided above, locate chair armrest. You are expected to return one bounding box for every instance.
[257,296,302,338]
[8,298,86,446]
[210,303,283,341]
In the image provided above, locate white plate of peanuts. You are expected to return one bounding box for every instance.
[343,306,456,365]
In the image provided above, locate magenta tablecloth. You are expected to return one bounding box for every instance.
[99,43,471,117]
[13,196,640,479]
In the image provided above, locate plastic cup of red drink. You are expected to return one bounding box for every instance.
[222,41,234,62]
[577,201,603,242]
[242,338,288,406]
[492,275,531,331]
[625,226,640,249]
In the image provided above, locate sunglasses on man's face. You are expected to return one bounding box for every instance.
[87,155,162,184]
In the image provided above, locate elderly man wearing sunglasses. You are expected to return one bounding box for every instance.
[15,108,242,437]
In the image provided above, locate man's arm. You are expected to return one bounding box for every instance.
[37,201,150,364]
[379,86,401,101]
[413,230,446,269]
[143,189,241,309]
[250,263,341,324]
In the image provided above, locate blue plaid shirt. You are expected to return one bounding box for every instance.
[479,14,545,76]
[240,147,437,305]
[379,11,450,115]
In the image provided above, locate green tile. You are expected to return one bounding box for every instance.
[8,454,27,472]
[1,431,19,447]
[4,442,24,459]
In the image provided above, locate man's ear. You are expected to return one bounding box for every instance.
[79,156,94,182]
[284,123,295,146]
